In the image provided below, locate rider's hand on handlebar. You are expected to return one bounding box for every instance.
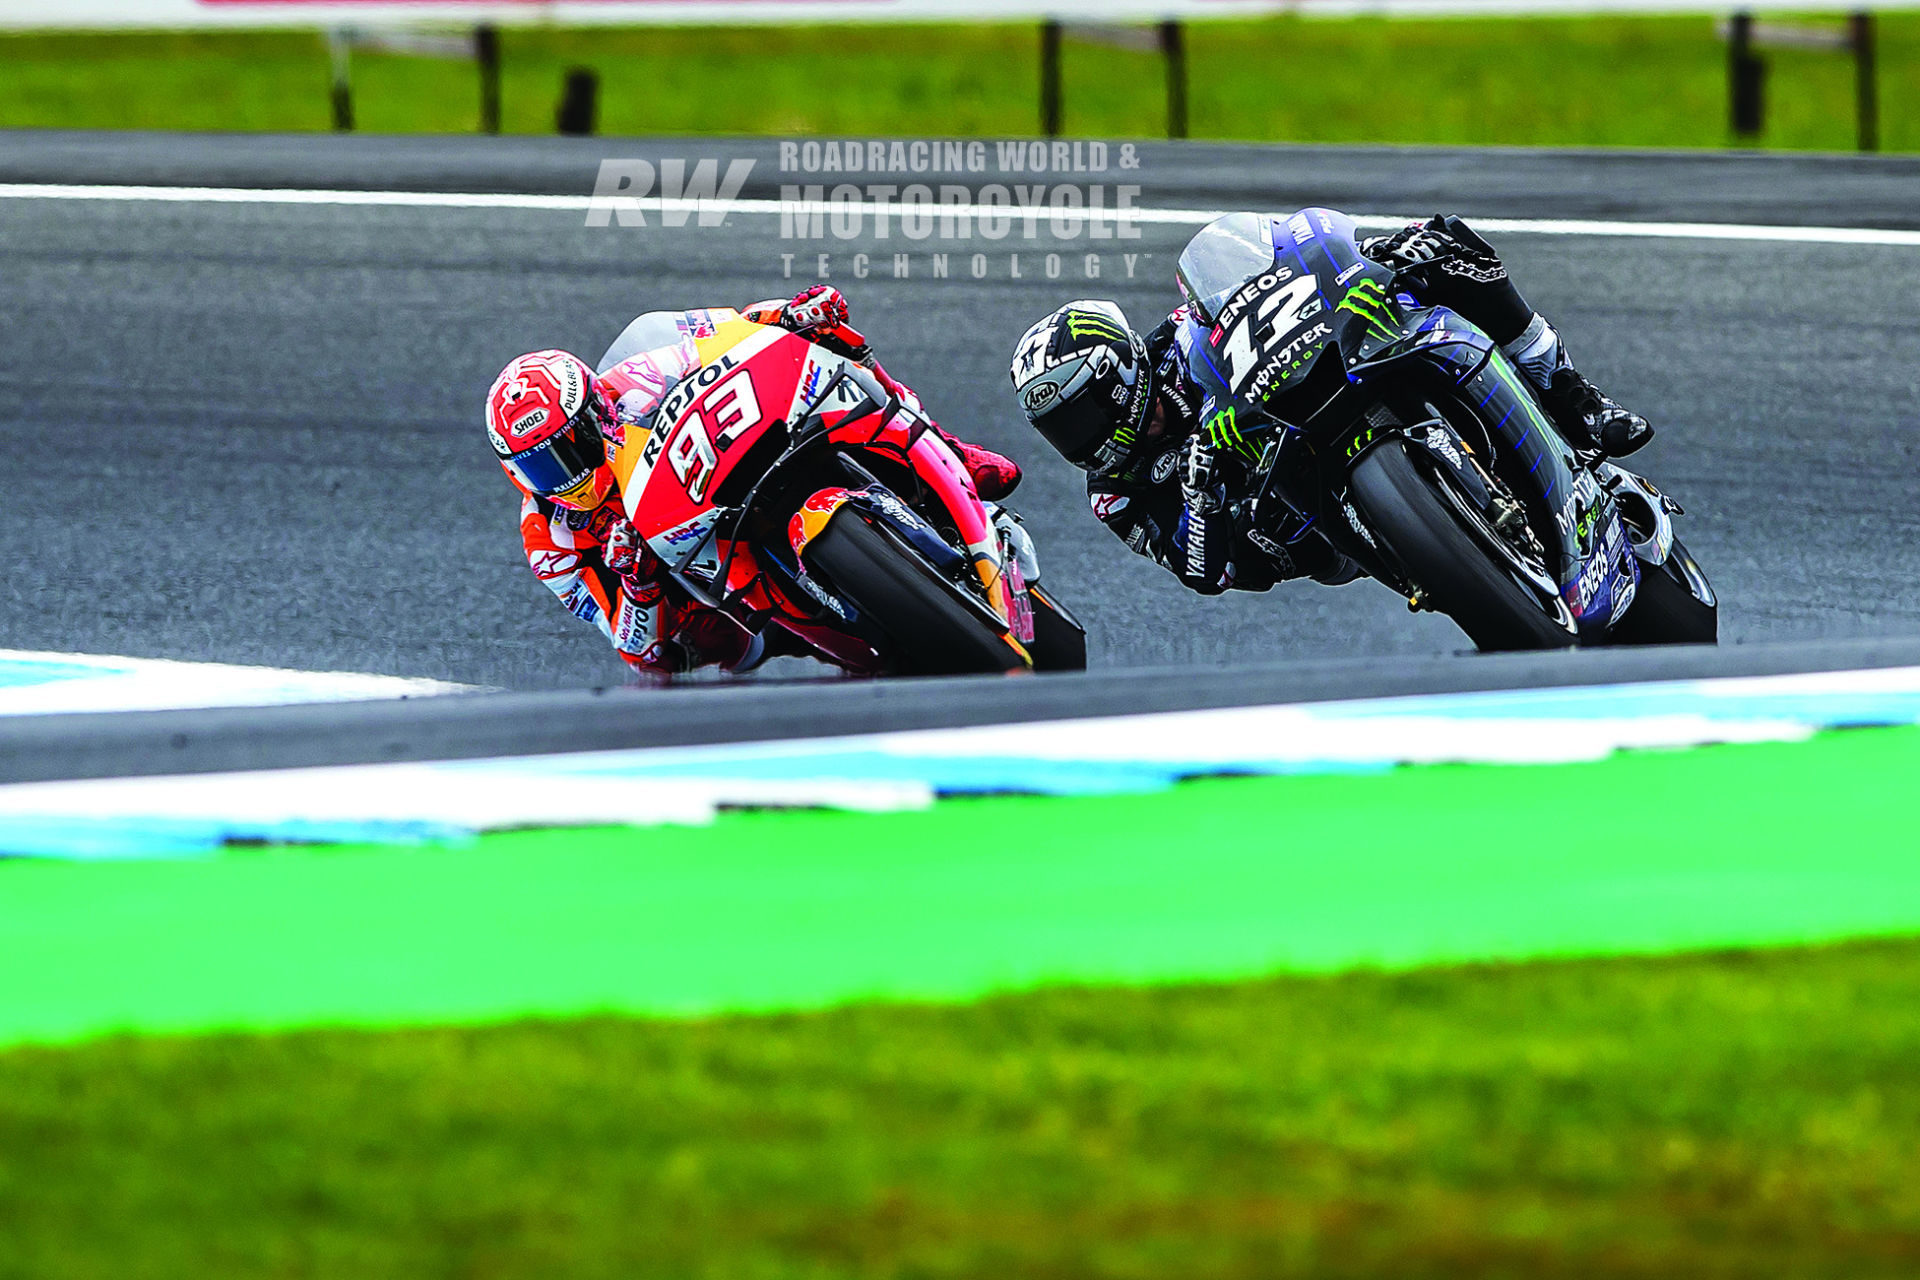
[782,285,878,365]
[1372,218,1456,270]
[1371,215,1505,284]
[780,285,851,334]
[1181,434,1222,514]
[603,518,654,586]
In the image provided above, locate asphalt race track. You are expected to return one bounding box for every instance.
[3,132,1919,691]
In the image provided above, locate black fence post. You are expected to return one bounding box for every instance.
[1040,20,1062,137]
[1160,20,1187,140]
[1728,11,1765,139]
[475,24,501,135]
[557,68,598,136]
[327,29,354,132]
[1852,10,1878,152]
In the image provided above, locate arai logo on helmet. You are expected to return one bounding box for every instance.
[1022,379,1061,413]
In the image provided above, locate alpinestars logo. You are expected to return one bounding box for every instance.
[1065,310,1128,343]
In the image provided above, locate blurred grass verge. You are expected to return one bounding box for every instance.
[3,937,1919,1278]
[0,15,1914,151]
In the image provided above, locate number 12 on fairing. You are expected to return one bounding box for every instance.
[665,369,763,503]
[1217,274,1321,394]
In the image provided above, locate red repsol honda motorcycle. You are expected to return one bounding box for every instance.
[602,309,1085,676]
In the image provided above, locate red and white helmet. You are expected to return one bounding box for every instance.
[485,350,616,510]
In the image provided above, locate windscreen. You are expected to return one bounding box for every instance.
[1175,213,1280,326]
[599,310,702,374]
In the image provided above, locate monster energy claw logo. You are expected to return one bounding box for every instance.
[1205,406,1260,463]
[1338,278,1398,343]
[1065,309,1128,343]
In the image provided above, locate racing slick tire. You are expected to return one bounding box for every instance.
[1350,437,1577,652]
[804,513,1027,676]
[1607,537,1718,646]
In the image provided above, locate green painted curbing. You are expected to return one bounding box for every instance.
[3,728,1919,1046]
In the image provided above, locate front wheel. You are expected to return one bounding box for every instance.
[802,513,1027,676]
[1350,438,1576,652]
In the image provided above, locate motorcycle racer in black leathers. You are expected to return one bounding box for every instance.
[1009,214,1653,596]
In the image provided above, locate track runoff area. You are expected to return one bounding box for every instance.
[4,168,1920,1041]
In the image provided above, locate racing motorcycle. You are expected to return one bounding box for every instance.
[1179,207,1717,651]
[598,309,1085,676]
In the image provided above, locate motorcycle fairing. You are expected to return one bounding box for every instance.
[611,312,1032,671]
[1182,209,1396,427]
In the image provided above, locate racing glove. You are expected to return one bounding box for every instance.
[602,518,660,597]
[1370,219,1455,270]
[780,285,888,372]
[1367,214,1532,347]
[1369,215,1506,283]
[780,285,851,334]
[1181,434,1223,515]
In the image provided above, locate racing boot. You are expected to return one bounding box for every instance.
[936,428,1023,500]
[725,623,817,675]
[1539,367,1655,460]
[1502,314,1654,459]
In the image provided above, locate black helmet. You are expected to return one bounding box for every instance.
[1009,300,1152,473]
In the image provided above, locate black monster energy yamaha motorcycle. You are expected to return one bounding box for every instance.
[1177,208,1717,651]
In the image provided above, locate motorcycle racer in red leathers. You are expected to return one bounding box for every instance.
[487,286,1023,677]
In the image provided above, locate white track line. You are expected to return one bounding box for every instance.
[4,182,1920,248]
[0,648,475,716]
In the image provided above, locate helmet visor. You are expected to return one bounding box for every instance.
[1031,389,1124,468]
[1030,348,1148,469]
[503,407,606,498]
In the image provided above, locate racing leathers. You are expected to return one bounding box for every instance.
[1086,214,1643,596]
[515,291,1016,675]
[514,324,756,675]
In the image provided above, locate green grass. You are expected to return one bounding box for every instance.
[1,15,1917,150]
[5,938,1920,1278]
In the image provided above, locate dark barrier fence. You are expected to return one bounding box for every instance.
[319,12,1889,151]
[1726,10,1879,151]
[1035,20,1191,139]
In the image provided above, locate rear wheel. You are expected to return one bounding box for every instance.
[1608,538,1718,645]
[802,513,1026,676]
[1350,438,1576,652]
